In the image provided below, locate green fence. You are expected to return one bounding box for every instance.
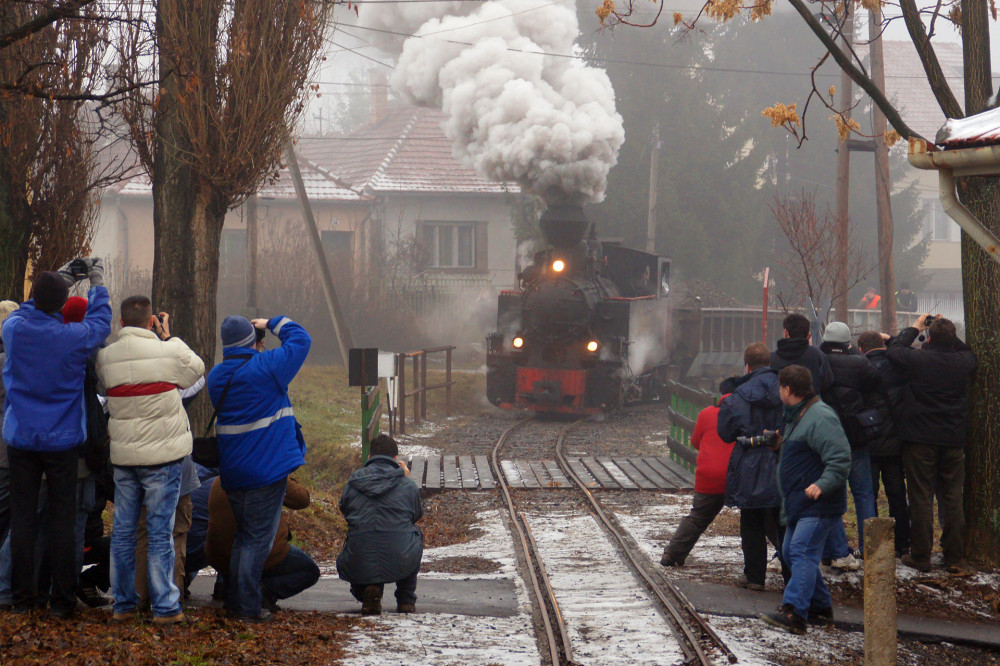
[664,381,716,472]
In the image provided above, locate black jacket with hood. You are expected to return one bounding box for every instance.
[887,328,977,447]
[337,455,423,585]
[820,342,881,448]
[771,337,833,395]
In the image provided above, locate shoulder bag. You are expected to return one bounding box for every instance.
[192,356,252,467]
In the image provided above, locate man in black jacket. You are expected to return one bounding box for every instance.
[771,314,833,395]
[888,315,976,572]
[818,322,880,567]
[858,331,910,558]
[718,343,787,591]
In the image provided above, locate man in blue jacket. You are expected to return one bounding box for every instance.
[2,260,111,617]
[760,365,850,634]
[337,434,423,616]
[718,342,786,591]
[208,314,310,621]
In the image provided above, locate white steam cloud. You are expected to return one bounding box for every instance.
[364,0,625,205]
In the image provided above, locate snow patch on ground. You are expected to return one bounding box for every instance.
[397,443,443,459]
[707,613,865,665]
[525,511,686,665]
[341,614,539,666]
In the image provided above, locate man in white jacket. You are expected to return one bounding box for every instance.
[96,296,204,624]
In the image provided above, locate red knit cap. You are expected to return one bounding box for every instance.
[62,296,89,323]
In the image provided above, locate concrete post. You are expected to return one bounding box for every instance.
[864,516,897,665]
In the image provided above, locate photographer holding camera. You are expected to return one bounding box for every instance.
[2,257,111,617]
[718,343,789,591]
[96,296,205,624]
[887,314,976,573]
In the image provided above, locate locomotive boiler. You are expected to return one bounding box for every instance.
[486,204,671,414]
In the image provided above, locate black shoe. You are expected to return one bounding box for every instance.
[261,596,281,613]
[760,604,807,635]
[660,552,683,567]
[735,575,765,591]
[397,603,415,613]
[49,605,76,620]
[901,553,932,573]
[361,585,382,616]
[807,605,834,626]
[76,584,106,608]
[236,609,273,623]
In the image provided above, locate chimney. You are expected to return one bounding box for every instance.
[539,203,588,248]
[369,69,388,125]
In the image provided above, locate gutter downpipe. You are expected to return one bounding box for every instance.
[908,137,1000,264]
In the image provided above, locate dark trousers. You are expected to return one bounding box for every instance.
[902,441,964,565]
[740,506,788,586]
[350,567,419,607]
[870,454,910,554]
[8,447,79,612]
[664,492,725,565]
[263,546,320,604]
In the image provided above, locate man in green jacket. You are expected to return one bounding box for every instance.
[760,365,851,635]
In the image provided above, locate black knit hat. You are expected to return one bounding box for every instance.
[31,271,69,314]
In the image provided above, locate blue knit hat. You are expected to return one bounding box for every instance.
[221,315,255,349]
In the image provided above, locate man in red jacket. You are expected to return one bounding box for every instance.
[661,380,736,567]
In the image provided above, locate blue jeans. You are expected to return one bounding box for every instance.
[263,546,320,604]
[824,447,877,558]
[781,515,840,620]
[111,463,182,617]
[226,478,287,618]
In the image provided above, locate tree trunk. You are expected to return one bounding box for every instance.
[958,177,1000,564]
[0,146,32,301]
[152,0,226,432]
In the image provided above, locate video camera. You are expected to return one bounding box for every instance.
[736,429,779,449]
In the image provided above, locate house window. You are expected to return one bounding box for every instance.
[421,222,476,268]
[924,198,959,241]
[220,228,247,280]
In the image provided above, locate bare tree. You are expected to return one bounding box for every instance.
[770,190,874,312]
[600,0,1000,564]
[113,0,333,425]
[0,1,119,300]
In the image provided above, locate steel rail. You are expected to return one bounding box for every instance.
[555,421,738,665]
[490,418,574,666]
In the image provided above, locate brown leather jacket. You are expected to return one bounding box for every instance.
[205,477,310,575]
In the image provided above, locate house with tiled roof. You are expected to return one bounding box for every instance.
[92,103,521,332]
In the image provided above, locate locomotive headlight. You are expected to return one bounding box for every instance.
[586,340,599,352]
[552,259,565,273]
[512,336,524,349]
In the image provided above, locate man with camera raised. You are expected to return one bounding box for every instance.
[96,296,205,624]
[2,258,110,618]
[718,342,787,591]
[887,314,976,573]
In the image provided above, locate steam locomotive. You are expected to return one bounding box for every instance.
[486,204,671,415]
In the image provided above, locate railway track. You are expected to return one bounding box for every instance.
[491,415,737,666]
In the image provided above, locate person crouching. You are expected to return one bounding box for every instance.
[337,434,423,615]
[760,365,851,635]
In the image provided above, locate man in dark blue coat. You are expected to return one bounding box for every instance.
[337,434,423,615]
[718,343,786,591]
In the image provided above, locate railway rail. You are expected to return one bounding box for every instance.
[491,415,737,665]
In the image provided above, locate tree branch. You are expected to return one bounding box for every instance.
[899,0,964,118]
[784,0,927,141]
[0,0,96,51]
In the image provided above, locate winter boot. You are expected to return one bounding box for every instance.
[760,604,807,635]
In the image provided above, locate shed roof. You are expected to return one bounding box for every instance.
[936,106,1000,148]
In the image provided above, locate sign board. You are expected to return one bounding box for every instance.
[348,348,379,387]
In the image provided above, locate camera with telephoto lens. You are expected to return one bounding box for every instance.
[736,429,779,449]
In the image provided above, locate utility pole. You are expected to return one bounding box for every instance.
[245,193,258,312]
[869,11,897,332]
[284,139,355,363]
[833,4,853,322]
[646,121,660,253]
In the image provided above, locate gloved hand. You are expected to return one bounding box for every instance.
[85,257,104,287]
[57,259,79,287]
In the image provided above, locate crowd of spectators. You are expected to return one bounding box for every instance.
[661,312,977,635]
[0,257,423,624]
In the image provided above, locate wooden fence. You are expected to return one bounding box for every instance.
[395,345,457,435]
[663,380,716,472]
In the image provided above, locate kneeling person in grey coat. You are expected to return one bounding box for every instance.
[337,434,423,615]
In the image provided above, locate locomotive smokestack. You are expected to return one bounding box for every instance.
[539,203,588,249]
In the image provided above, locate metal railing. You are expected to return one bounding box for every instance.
[395,345,457,435]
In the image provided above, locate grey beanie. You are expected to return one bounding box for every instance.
[824,321,852,344]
